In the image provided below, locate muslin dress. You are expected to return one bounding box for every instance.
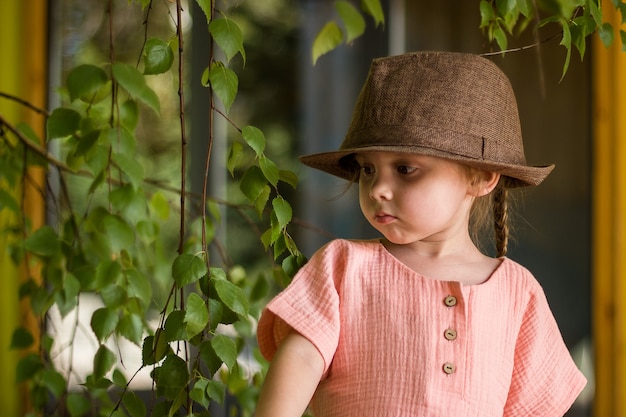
[257,239,586,417]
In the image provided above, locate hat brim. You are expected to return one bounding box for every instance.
[299,146,554,188]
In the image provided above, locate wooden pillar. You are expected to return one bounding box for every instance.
[592,2,626,416]
[0,1,48,414]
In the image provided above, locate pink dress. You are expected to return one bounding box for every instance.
[257,239,586,417]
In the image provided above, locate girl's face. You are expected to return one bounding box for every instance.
[356,151,476,249]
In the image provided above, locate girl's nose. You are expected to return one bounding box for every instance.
[369,173,392,201]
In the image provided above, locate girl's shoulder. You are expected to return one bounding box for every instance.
[316,238,382,257]
[492,257,547,294]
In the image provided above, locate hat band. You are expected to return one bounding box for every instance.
[343,125,526,165]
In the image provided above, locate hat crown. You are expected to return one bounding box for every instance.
[299,51,554,187]
[344,51,526,166]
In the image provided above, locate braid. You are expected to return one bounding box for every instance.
[492,183,509,258]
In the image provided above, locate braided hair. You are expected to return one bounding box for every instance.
[492,183,510,258]
[469,176,514,258]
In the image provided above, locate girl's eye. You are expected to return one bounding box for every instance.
[360,165,374,175]
[397,165,416,174]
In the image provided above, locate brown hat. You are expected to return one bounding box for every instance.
[300,51,554,187]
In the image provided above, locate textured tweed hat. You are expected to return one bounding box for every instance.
[300,51,554,187]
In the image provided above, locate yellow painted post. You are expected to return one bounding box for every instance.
[0,0,48,415]
[592,2,626,416]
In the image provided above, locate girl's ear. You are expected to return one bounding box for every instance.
[470,171,501,197]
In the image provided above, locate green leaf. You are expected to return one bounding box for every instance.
[227,142,244,176]
[211,334,237,370]
[282,253,305,278]
[209,17,245,63]
[240,165,268,202]
[142,334,171,366]
[208,61,239,113]
[599,22,614,47]
[113,152,145,188]
[66,64,109,102]
[570,17,589,59]
[0,188,20,213]
[93,345,116,380]
[41,370,66,399]
[94,259,122,291]
[112,62,146,95]
[361,0,385,27]
[196,0,212,22]
[559,19,572,80]
[144,38,175,75]
[122,390,147,417]
[102,214,135,252]
[112,62,160,114]
[73,129,101,158]
[67,393,91,417]
[47,108,81,140]
[110,185,147,223]
[16,353,43,383]
[242,125,266,156]
[279,169,298,188]
[190,378,211,409]
[214,279,249,317]
[107,125,137,155]
[119,99,139,130]
[172,253,208,287]
[516,0,531,17]
[493,25,508,50]
[480,0,496,28]
[496,0,517,16]
[112,369,127,387]
[10,327,34,349]
[23,225,61,257]
[56,273,81,318]
[206,379,226,404]
[185,292,209,338]
[126,268,152,308]
[335,1,366,43]
[589,0,603,25]
[312,21,343,65]
[150,191,170,220]
[259,155,280,186]
[257,185,273,218]
[100,283,126,308]
[211,267,227,281]
[156,355,189,401]
[17,122,48,166]
[199,341,222,378]
[91,307,119,342]
[272,196,292,230]
[164,310,187,341]
[118,313,144,345]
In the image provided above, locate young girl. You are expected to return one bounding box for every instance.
[255,51,586,417]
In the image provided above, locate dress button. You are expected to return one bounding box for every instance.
[443,362,456,374]
[444,328,457,340]
[444,295,457,307]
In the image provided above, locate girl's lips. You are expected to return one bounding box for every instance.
[374,212,396,224]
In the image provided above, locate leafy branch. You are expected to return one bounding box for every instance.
[3,0,305,415]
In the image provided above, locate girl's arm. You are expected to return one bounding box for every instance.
[255,331,325,417]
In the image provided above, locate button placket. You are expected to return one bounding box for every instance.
[442,294,458,375]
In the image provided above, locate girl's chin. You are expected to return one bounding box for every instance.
[380,234,413,246]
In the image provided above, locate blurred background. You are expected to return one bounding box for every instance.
[2,0,625,416]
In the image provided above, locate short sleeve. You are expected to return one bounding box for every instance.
[257,242,343,374]
[503,286,587,416]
